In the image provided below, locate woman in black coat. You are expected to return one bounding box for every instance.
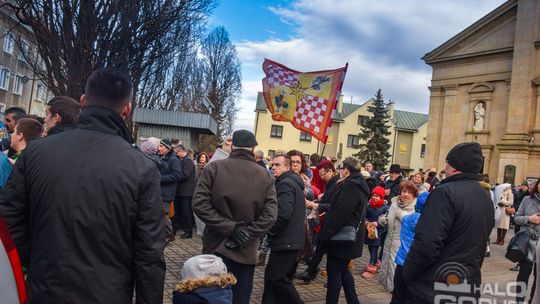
[319,156,370,304]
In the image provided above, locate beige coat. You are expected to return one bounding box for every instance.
[377,196,416,292]
[498,191,514,230]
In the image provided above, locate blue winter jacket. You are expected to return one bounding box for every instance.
[395,192,429,266]
[364,201,389,247]
[172,285,233,304]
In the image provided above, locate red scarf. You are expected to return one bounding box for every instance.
[369,198,384,209]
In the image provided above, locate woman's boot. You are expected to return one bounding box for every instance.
[495,228,502,245]
[500,229,507,246]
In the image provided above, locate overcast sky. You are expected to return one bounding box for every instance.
[211,0,507,131]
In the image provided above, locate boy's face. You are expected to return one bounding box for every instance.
[371,194,381,202]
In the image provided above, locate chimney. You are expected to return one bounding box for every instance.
[387,100,395,119]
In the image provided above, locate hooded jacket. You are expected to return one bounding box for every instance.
[159,150,183,202]
[267,170,306,251]
[172,273,236,304]
[0,106,166,304]
[319,172,370,260]
[395,192,429,266]
[402,173,494,302]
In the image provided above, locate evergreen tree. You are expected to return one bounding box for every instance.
[353,89,392,171]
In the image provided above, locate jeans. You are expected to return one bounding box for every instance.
[517,260,537,303]
[217,254,255,304]
[368,245,378,265]
[326,255,359,304]
[173,196,193,234]
[391,265,408,304]
[262,250,303,304]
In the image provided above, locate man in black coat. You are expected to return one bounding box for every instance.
[263,154,305,304]
[158,138,183,243]
[173,144,197,239]
[384,164,403,201]
[403,142,494,303]
[0,68,166,304]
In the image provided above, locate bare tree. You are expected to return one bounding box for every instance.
[5,0,215,125]
[200,26,241,137]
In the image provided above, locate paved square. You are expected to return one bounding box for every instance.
[163,229,525,303]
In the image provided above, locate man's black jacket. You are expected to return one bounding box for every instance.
[0,106,166,304]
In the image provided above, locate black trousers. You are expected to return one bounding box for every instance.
[326,255,359,304]
[217,254,255,304]
[305,241,325,274]
[262,250,303,304]
[391,265,409,304]
[173,196,193,233]
[517,260,537,303]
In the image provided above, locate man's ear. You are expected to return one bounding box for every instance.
[121,101,132,120]
[53,113,61,125]
[80,94,87,109]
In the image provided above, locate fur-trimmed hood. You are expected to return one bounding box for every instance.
[173,273,236,304]
[175,273,236,293]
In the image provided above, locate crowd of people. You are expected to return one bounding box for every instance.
[0,68,536,304]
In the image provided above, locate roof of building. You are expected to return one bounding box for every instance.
[392,110,428,131]
[255,92,365,121]
[133,108,218,135]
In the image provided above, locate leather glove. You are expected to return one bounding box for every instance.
[230,224,251,246]
[224,238,239,250]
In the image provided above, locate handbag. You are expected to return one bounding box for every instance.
[505,207,516,215]
[505,230,530,262]
[329,225,357,245]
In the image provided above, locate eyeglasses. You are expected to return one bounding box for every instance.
[337,166,344,170]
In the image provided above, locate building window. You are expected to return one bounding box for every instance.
[357,115,369,126]
[347,134,360,147]
[12,75,23,95]
[3,33,14,54]
[420,144,426,158]
[300,131,312,142]
[268,150,275,159]
[270,125,283,138]
[36,84,46,101]
[0,68,9,91]
[18,40,29,62]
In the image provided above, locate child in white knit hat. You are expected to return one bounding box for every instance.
[173,254,236,304]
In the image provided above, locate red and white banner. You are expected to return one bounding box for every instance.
[262,59,348,143]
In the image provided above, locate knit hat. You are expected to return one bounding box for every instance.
[445,142,483,174]
[416,192,429,213]
[160,139,173,151]
[232,130,258,148]
[140,140,157,156]
[316,159,335,171]
[371,186,385,200]
[181,254,228,280]
[389,164,401,174]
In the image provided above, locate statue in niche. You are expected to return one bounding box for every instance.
[473,101,486,131]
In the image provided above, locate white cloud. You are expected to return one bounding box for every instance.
[232,0,506,130]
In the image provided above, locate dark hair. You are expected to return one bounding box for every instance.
[5,107,27,120]
[309,153,320,165]
[531,179,540,198]
[28,115,44,125]
[428,171,436,178]
[47,96,81,125]
[171,138,180,146]
[400,180,419,198]
[273,154,291,166]
[174,144,186,152]
[286,149,307,174]
[16,118,43,142]
[85,68,133,109]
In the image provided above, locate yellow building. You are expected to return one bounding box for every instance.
[253,92,428,173]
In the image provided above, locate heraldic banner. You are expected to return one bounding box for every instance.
[262,59,348,143]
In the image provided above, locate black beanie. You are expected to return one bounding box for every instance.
[446,142,483,174]
[160,139,173,151]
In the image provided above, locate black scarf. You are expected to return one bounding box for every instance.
[76,106,133,144]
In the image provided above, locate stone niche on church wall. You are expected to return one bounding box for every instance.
[465,81,494,144]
